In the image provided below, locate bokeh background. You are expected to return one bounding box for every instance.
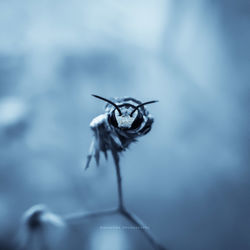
[0,0,249,249]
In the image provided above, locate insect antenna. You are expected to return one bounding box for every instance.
[130,100,158,116]
[92,94,122,115]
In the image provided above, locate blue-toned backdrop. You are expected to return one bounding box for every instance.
[0,1,249,250]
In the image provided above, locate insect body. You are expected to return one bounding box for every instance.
[85,95,158,169]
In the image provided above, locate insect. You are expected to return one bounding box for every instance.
[85,94,158,169]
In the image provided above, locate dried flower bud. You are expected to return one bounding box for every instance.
[18,204,66,250]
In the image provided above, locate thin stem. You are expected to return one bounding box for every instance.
[112,151,166,250]
[115,160,124,209]
[111,150,124,210]
[64,208,118,224]
[120,209,167,250]
[64,151,167,250]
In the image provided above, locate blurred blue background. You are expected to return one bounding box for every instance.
[0,0,249,249]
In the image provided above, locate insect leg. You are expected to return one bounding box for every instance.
[85,137,95,170]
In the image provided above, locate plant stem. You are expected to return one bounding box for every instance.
[120,209,166,250]
[116,162,124,209]
[113,158,166,250]
[64,208,118,224]
[65,152,167,250]
[112,151,124,210]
